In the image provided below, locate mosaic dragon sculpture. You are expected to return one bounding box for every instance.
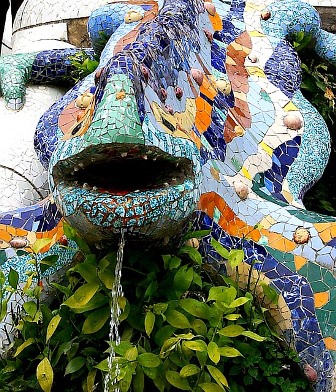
[0,0,336,389]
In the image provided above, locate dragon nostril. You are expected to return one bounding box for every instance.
[175,86,183,99]
[261,9,271,20]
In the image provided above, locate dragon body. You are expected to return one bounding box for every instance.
[0,0,336,389]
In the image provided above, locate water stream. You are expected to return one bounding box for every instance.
[104,230,125,392]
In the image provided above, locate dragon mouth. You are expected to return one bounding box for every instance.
[52,145,194,195]
[51,144,198,243]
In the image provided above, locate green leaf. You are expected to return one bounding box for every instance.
[133,365,144,392]
[46,314,61,342]
[179,246,203,265]
[211,238,230,259]
[145,311,155,336]
[173,265,194,295]
[206,365,229,387]
[31,238,52,254]
[23,301,37,318]
[95,359,108,372]
[162,255,181,270]
[64,356,86,375]
[36,357,53,392]
[207,341,220,364]
[98,268,114,289]
[218,346,243,357]
[218,325,245,337]
[166,370,191,390]
[183,340,207,352]
[40,255,59,274]
[166,308,191,329]
[224,314,241,321]
[228,249,245,268]
[183,230,211,240]
[228,297,250,308]
[75,262,100,285]
[199,382,224,392]
[82,307,110,334]
[14,337,35,357]
[64,282,100,308]
[160,337,180,356]
[8,268,19,289]
[137,353,161,368]
[179,298,210,319]
[242,331,266,342]
[153,303,168,315]
[191,319,207,335]
[86,369,97,392]
[125,346,138,361]
[260,281,279,305]
[180,364,200,378]
[50,282,72,297]
[0,270,6,285]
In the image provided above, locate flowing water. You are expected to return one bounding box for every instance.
[104,230,125,392]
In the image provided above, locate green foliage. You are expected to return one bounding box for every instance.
[66,51,99,84]
[0,230,312,391]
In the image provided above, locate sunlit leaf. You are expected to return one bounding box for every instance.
[179,298,210,319]
[180,364,200,378]
[242,331,266,342]
[183,340,207,352]
[211,238,230,259]
[46,314,61,342]
[206,365,228,387]
[31,238,52,254]
[207,341,220,364]
[218,346,243,357]
[228,249,245,268]
[36,357,53,392]
[145,311,155,336]
[14,337,35,357]
[218,325,245,337]
[199,382,224,392]
[137,353,161,368]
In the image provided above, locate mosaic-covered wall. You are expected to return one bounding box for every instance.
[0,0,336,390]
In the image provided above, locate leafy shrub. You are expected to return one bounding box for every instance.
[0,225,312,391]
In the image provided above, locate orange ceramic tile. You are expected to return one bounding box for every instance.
[190,130,201,150]
[208,13,222,31]
[195,97,212,133]
[294,255,307,271]
[324,337,336,351]
[15,228,28,237]
[200,76,217,101]
[314,291,330,308]
[0,229,11,242]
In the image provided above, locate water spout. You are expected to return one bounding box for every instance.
[104,230,125,391]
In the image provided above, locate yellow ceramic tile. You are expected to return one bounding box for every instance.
[241,167,252,180]
[260,141,273,156]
